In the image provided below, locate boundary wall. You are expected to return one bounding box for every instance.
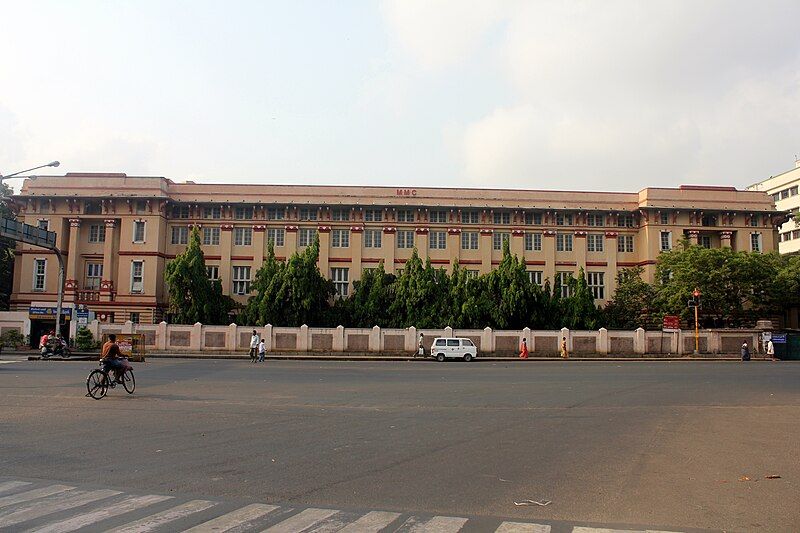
[78,321,763,356]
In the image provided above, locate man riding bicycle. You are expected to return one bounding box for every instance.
[100,334,128,383]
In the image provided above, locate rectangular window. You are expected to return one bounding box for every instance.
[232,266,251,295]
[527,271,543,286]
[129,312,140,324]
[299,207,317,221]
[556,272,573,298]
[556,233,573,252]
[172,205,190,219]
[234,227,252,246]
[331,208,349,221]
[267,207,285,220]
[234,206,254,220]
[429,231,447,249]
[299,228,317,247]
[699,234,712,248]
[203,227,220,246]
[493,232,510,250]
[206,265,219,280]
[331,229,350,248]
[85,263,103,290]
[37,219,49,231]
[89,224,106,243]
[750,233,762,253]
[556,213,574,226]
[749,215,759,227]
[84,201,101,215]
[33,259,46,291]
[136,201,147,214]
[267,228,285,247]
[525,233,542,251]
[204,206,222,219]
[133,221,146,243]
[466,269,479,278]
[461,231,479,250]
[131,261,144,293]
[397,230,415,249]
[586,214,604,227]
[364,229,382,248]
[493,212,511,225]
[171,226,189,245]
[660,231,672,251]
[525,212,543,225]
[587,233,604,252]
[429,210,448,223]
[660,213,669,225]
[364,209,383,222]
[588,272,605,300]
[618,235,634,253]
[460,211,479,224]
[617,215,635,228]
[396,209,414,222]
[331,267,349,297]
[791,186,799,196]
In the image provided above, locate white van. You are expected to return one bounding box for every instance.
[430,337,478,362]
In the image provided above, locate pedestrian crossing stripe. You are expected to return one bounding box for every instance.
[0,478,691,532]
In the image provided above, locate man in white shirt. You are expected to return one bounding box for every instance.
[258,339,266,363]
[767,339,775,361]
[249,330,260,363]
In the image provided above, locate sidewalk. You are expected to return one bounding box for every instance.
[0,349,774,362]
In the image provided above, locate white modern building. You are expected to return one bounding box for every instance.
[748,160,800,255]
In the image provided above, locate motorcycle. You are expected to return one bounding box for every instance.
[41,339,71,359]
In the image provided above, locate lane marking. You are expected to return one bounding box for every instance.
[0,489,120,528]
[107,499,218,533]
[337,510,402,532]
[30,494,172,533]
[0,481,32,495]
[572,529,683,533]
[184,503,279,532]
[407,515,469,532]
[261,507,339,532]
[0,485,74,509]
[496,522,552,533]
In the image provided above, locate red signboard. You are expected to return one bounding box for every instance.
[662,315,680,332]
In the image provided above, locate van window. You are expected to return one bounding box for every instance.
[446,339,459,347]
[461,339,474,346]
[435,339,446,346]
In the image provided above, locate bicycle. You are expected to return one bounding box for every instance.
[86,360,135,399]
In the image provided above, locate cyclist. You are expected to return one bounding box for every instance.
[100,334,127,383]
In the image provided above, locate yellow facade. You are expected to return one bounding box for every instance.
[11,173,781,324]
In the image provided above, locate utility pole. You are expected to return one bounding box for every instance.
[692,288,702,354]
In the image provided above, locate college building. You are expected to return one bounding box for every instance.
[9,173,782,328]
[747,159,800,255]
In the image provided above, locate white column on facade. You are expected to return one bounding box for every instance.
[65,218,81,294]
[100,219,117,301]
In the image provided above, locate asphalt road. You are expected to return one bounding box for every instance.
[1,358,798,532]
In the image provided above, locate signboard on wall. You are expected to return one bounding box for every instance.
[662,315,680,332]
[29,307,71,321]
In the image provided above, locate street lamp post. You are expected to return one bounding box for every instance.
[1,161,62,338]
[692,288,702,355]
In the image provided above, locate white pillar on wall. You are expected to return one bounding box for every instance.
[191,322,202,351]
[482,327,494,353]
[634,328,646,354]
[263,324,273,351]
[333,325,345,352]
[369,325,381,352]
[407,326,417,352]
[156,321,167,351]
[598,327,609,355]
[298,324,309,351]
[226,323,238,351]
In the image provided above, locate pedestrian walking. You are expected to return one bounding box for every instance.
[519,338,529,359]
[257,338,266,362]
[767,339,775,361]
[249,330,259,363]
[560,336,569,359]
[417,333,424,358]
[741,341,750,361]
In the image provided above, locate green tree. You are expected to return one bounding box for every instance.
[271,235,335,326]
[0,183,15,310]
[334,261,394,327]
[164,227,233,324]
[561,268,599,330]
[239,242,286,326]
[602,267,657,329]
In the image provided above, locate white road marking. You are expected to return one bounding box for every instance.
[261,507,339,532]
[184,503,279,532]
[0,481,31,494]
[0,489,120,528]
[29,494,172,533]
[407,515,469,532]
[107,499,218,532]
[337,510,402,532]
[0,485,74,509]
[496,522,552,533]
[572,529,683,533]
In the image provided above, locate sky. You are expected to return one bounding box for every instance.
[1,0,799,193]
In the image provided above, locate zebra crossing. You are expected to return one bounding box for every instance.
[0,477,692,532]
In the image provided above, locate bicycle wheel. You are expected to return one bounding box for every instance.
[122,369,135,394]
[86,370,108,399]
